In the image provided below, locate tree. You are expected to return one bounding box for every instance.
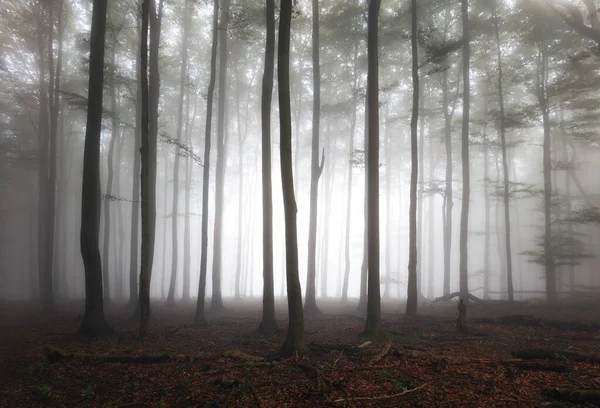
[257,0,278,333]
[79,0,112,336]
[458,0,471,299]
[279,0,305,356]
[196,0,218,323]
[211,0,231,313]
[493,0,514,301]
[406,0,419,317]
[139,0,163,334]
[363,0,381,337]
[167,0,191,305]
[305,0,325,317]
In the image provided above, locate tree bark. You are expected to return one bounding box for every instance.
[442,4,453,297]
[406,0,419,317]
[279,0,305,356]
[167,1,191,305]
[305,0,324,317]
[196,0,218,323]
[493,0,514,302]
[79,0,112,336]
[258,0,277,333]
[211,0,231,313]
[364,0,381,336]
[459,0,471,299]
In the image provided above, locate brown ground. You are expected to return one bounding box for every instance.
[1,297,599,407]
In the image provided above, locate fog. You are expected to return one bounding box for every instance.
[2,0,600,309]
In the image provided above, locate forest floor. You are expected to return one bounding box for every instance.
[1,297,600,408]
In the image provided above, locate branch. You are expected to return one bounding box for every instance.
[331,383,428,403]
[548,0,600,44]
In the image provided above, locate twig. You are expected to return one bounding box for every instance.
[251,386,262,408]
[333,350,344,367]
[331,383,428,403]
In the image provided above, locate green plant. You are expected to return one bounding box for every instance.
[81,385,96,400]
[32,384,54,403]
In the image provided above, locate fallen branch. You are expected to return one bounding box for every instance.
[331,382,427,403]
[512,348,599,363]
[371,342,391,364]
[44,348,173,364]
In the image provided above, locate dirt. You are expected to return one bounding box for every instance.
[0,298,599,407]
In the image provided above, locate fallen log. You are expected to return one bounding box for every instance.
[44,348,173,364]
[545,388,600,403]
[512,348,599,363]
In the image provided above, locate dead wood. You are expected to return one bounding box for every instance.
[44,347,173,364]
[331,382,427,403]
[371,342,391,364]
[223,349,265,362]
[433,292,482,303]
[473,315,600,332]
[545,387,600,403]
[512,348,599,363]
[509,361,571,373]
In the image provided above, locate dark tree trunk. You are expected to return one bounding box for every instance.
[305,0,324,317]
[279,0,305,356]
[406,0,419,317]
[196,0,218,323]
[482,98,491,300]
[458,0,471,299]
[79,0,112,336]
[493,0,514,301]
[167,1,191,305]
[363,0,381,337]
[129,13,142,306]
[258,0,278,333]
[139,0,163,335]
[211,0,231,313]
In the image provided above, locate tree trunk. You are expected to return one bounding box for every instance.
[483,100,490,300]
[167,1,191,305]
[442,6,453,297]
[458,0,471,299]
[258,0,277,333]
[129,12,142,306]
[357,90,368,315]
[279,0,305,355]
[364,0,381,336]
[537,44,557,303]
[140,0,163,334]
[406,0,419,317]
[196,0,218,323]
[79,0,112,335]
[102,42,118,305]
[211,0,231,313]
[305,0,324,317]
[493,0,514,301]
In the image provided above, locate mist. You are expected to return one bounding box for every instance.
[2,0,600,406]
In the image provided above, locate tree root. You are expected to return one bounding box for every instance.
[331,382,427,403]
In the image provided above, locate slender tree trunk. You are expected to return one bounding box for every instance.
[493,1,513,301]
[258,0,277,332]
[167,2,191,305]
[559,104,575,286]
[458,0,471,299]
[79,0,112,335]
[102,42,118,305]
[442,9,453,297]
[406,0,419,317]
[140,0,163,334]
[342,41,359,303]
[211,0,231,312]
[305,0,324,317]
[536,44,556,303]
[364,0,381,336]
[357,91,368,314]
[196,0,218,323]
[483,101,491,300]
[129,12,142,306]
[279,0,305,356]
